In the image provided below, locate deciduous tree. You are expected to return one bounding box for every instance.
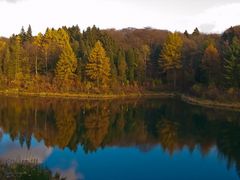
[202,44,221,85]
[160,32,183,89]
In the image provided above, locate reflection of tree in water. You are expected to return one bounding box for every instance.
[82,103,110,152]
[217,122,240,178]
[157,119,179,155]
[0,129,2,141]
[237,163,240,179]
[54,103,77,149]
[0,97,240,177]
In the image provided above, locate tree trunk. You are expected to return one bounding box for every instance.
[174,69,177,90]
[35,56,38,76]
[97,78,99,88]
[45,51,48,74]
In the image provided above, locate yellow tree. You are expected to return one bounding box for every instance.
[0,40,6,75]
[86,41,111,88]
[202,43,220,85]
[55,40,77,90]
[42,29,51,73]
[33,33,43,76]
[12,36,23,81]
[160,32,183,89]
[42,28,75,75]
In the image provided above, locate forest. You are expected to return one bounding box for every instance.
[0,25,240,100]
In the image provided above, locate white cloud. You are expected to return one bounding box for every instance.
[182,3,240,33]
[0,0,239,36]
[0,0,24,3]
[51,161,83,180]
[0,142,52,164]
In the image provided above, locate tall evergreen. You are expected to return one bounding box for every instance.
[12,36,23,80]
[192,28,200,36]
[55,31,78,89]
[86,41,111,88]
[26,25,33,41]
[223,37,240,89]
[126,49,135,83]
[117,50,127,84]
[0,40,6,75]
[19,26,27,43]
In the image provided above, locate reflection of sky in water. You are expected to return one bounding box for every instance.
[0,134,51,163]
[0,133,238,180]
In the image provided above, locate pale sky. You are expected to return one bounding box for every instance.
[0,0,240,37]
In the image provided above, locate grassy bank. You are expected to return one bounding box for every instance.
[0,89,174,100]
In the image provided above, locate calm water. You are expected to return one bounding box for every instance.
[0,96,240,180]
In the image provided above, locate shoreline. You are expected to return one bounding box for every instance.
[0,90,174,100]
[1,90,240,111]
[181,95,240,111]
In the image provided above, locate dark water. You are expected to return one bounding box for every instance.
[0,96,240,180]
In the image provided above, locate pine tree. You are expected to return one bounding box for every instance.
[126,49,135,82]
[19,26,27,43]
[86,41,111,87]
[160,32,183,89]
[0,40,6,75]
[26,24,33,41]
[42,28,74,74]
[138,45,150,82]
[5,48,13,79]
[223,37,240,89]
[55,41,77,90]
[192,28,200,36]
[184,30,189,38]
[117,50,127,84]
[12,36,23,80]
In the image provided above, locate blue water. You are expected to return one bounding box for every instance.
[0,97,239,179]
[0,134,237,180]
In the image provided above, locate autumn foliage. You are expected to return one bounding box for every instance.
[0,25,240,98]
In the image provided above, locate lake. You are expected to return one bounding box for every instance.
[0,96,239,180]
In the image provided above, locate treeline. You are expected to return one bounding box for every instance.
[0,25,240,97]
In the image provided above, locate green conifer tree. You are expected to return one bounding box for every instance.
[117,50,127,84]
[224,37,240,90]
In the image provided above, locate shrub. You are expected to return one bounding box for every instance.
[205,84,220,100]
[191,84,203,97]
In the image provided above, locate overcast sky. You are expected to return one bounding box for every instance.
[0,0,239,37]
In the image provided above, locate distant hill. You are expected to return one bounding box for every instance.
[222,25,240,42]
[103,28,170,49]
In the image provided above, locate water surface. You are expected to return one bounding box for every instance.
[0,96,239,179]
